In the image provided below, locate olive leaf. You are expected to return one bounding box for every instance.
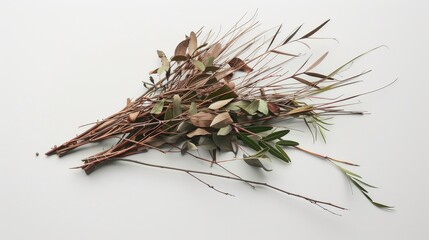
[277,140,299,147]
[262,130,290,142]
[258,140,291,163]
[237,133,261,151]
[243,126,273,134]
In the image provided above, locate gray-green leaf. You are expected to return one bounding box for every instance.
[150,100,165,115]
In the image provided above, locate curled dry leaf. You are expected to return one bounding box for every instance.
[210,112,233,129]
[208,98,234,110]
[128,111,139,122]
[188,31,198,56]
[187,128,210,138]
[228,57,253,73]
[174,38,190,57]
[267,102,280,115]
[207,43,222,59]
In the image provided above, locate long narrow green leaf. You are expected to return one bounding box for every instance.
[259,141,290,162]
[277,140,299,147]
[243,126,273,133]
[238,133,261,151]
[262,130,290,142]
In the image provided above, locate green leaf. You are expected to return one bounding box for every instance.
[212,134,233,152]
[156,50,169,75]
[198,137,217,150]
[248,148,270,158]
[262,130,290,142]
[259,140,290,162]
[150,100,165,115]
[189,102,197,115]
[243,153,272,171]
[172,94,182,117]
[257,99,269,115]
[224,100,250,111]
[164,108,173,120]
[243,100,259,115]
[191,59,205,72]
[243,126,273,134]
[237,133,261,151]
[217,125,232,136]
[203,56,215,67]
[276,140,299,147]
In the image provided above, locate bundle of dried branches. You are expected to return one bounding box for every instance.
[46,16,392,214]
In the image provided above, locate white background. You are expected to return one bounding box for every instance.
[1,0,428,239]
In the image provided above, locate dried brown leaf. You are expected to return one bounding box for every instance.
[187,128,210,138]
[188,31,198,56]
[209,98,234,110]
[306,52,329,72]
[210,112,233,129]
[189,112,215,128]
[128,111,139,122]
[174,38,190,56]
[228,57,253,73]
[301,19,330,39]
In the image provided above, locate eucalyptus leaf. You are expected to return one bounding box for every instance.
[172,94,182,117]
[198,136,217,150]
[209,98,234,110]
[243,153,272,171]
[243,100,260,115]
[217,125,232,136]
[212,133,233,152]
[189,102,197,115]
[181,141,198,155]
[191,59,206,72]
[257,99,269,115]
[150,100,165,115]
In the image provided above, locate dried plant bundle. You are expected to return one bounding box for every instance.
[46,16,392,214]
